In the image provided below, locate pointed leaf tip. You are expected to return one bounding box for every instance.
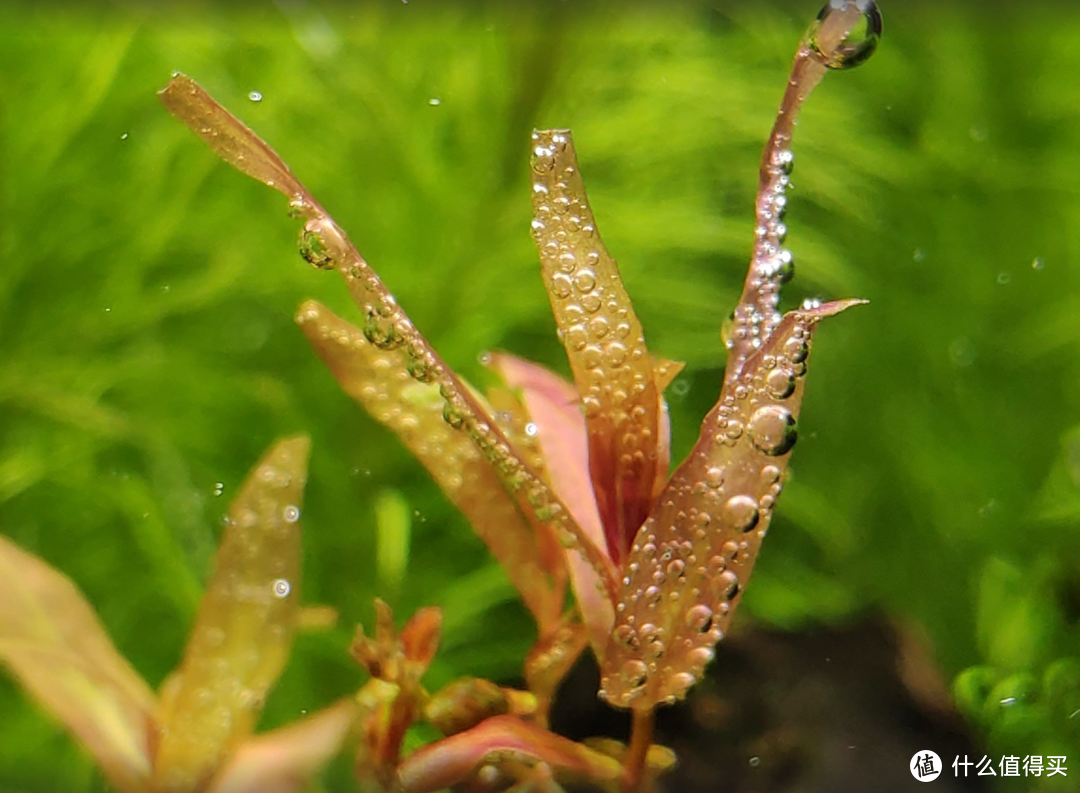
[152,436,310,791]
[530,129,665,566]
[159,73,309,203]
[601,299,851,708]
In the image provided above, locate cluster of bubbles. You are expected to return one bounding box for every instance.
[530,131,657,483]
[600,309,823,707]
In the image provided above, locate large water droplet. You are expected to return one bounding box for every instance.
[748,405,797,456]
[765,367,796,399]
[723,495,760,533]
[807,1,882,70]
[298,217,348,271]
[298,228,334,269]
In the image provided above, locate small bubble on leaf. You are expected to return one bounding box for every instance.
[272,578,291,598]
[248,91,263,103]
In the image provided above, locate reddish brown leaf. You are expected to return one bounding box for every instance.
[530,130,665,565]
[397,715,622,793]
[158,75,309,206]
[297,301,565,629]
[488,353,614,654]
[600,301,864,709]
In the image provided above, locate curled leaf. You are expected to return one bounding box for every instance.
[0,536,156,793]
[726,2,876,382]
[424,677,513,736]
[152,435,310,792]
[397,715,622,793]
[601,301,865,709]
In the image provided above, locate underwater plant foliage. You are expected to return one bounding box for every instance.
[1,1,1080,790]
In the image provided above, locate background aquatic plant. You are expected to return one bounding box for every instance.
[2,1,1080,791]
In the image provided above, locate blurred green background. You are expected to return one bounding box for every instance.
[2,1,1079,790]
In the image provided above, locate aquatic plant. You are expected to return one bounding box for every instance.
[155,2,881,791]
[0,436,356,793]
[0,2,882,792]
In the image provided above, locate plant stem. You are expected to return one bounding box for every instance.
[621,706,655,793]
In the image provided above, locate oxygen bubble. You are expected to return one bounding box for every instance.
[724,495,760,533]
[689,646,715,668]
[760,465,782,484]
[614,624,637,648]
[715,570,740,599]
[272,578,291,598]
[282,504,301,523]
[550,273,573,298]
[765,367,796,399]
[248,90,263,103]
[685,604,714,633]
[784,336,809,363]
[807,1,882,70]
[573,269,597,292]
[621,659,648,689]
[298,224,338,270]
[748,405,797,456]
[772,148,795,175]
